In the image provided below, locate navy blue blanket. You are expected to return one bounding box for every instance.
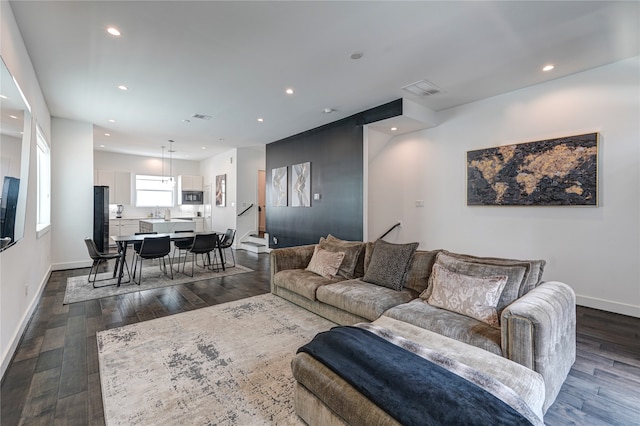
[297,326,533,426]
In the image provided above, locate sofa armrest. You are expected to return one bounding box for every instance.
[501,281,576,412]
[270,245,316,293]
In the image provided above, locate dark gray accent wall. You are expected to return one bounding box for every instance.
[266,99,402,248]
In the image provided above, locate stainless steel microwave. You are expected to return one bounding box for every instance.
[181,191,203,205]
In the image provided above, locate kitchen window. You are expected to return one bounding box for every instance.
[135,174,174,207]
[36,126,50,235]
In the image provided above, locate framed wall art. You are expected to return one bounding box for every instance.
[215,174,226,207]
[291,162,311,207]
[467,133,598,206]
[271,166,287,206]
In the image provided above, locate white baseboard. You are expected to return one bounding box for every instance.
[1,265,52,380]
[52,260,92,271]
[576,294,640,318]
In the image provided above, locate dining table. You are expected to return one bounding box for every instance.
[111,231,225,286]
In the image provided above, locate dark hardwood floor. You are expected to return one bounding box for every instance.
[1,249,639,425]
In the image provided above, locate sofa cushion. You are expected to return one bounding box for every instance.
[319,236,365,280]
[316,280,416,321]
[362,240,419,290]
[364,243,440,294]
[274,269,342,301]
[422,252,528,313]
[439,250,546,297]
[382,299,503,356]
[403,249,441,294]
[306,246,345,279]
[427,264,507,327]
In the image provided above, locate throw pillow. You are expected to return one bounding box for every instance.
[438,250,546,297]
[326,234,366,277]
[306,246,345,279]
[427,264,507,327]
[362,240,419,291]
[422,252,528,313]
[318,236,364,279]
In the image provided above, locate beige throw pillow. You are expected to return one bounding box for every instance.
[306,246,345,279]
[426,264,507,327]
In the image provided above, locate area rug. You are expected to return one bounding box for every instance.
[97,294,335,425]
[63,263,253,304]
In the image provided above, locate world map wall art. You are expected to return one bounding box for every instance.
[467,133,598,206]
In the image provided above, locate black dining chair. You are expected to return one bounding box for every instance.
[218,228,236,267]
[172,230,194,271]
[183,233,220,276]
[84,237,130,287]
[132,236,173,285]
[133,231,157,262]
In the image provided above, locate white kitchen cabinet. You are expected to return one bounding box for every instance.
[178,175,203,191]
[95,169,132,205]
[120,219,139,235]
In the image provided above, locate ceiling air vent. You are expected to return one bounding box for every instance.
[402,79,444,96]
[192,113,212,120]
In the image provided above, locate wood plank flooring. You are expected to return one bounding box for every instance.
[2,250,639,425]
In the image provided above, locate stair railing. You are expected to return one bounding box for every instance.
[378,222,401,240]
[237,203,254,217]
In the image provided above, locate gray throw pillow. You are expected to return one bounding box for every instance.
[362,240,419,291]
[319,236,364,279]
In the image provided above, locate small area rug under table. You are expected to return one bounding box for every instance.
[97,294,335,425]
[63,263,253,304]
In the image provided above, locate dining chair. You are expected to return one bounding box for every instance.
[84,237,130,287]
[183,232,220,276]
[131,231,157,271]
[172,230,194,271]
[218,228,236,267]
[132,235,173,285]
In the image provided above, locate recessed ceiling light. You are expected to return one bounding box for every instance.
[323,108,333,114]
[390,127,397,131]
[104,133,110,136]
[202,146,207,150]
[107,27,121,36]
[100,144,105,148]
[0,94,7,100]
[182,119,191,123]
[285,88,294,95]
[118,85,128,91]
[350,52,363,60]
[108,119,115,123]
[542,64,555,72]
[9,115,18,119]
[257,117,264,122]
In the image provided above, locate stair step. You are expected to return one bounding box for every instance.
[240,240,267,254]
[243,241,265,247]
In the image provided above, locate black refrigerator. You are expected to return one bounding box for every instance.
[93,186,109,252]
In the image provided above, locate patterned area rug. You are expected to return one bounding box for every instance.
[63,263,253,304]
[97,294,335,425]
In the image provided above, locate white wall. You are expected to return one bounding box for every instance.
[93,151,204,218]
[1,2,52,377]
[368,57,640,317]
[236,147,266,243]
[50,119,94,270]
[201,149,238,234]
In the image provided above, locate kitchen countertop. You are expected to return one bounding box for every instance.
[139,218,193,223]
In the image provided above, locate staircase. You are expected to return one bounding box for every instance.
[239,232,269,254]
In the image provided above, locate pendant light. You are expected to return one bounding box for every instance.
[168,139,176,188]
[161,145,166,183]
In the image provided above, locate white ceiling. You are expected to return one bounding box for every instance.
[8,1,639,161]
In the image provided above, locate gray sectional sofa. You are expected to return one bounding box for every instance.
[270,235,576,423]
